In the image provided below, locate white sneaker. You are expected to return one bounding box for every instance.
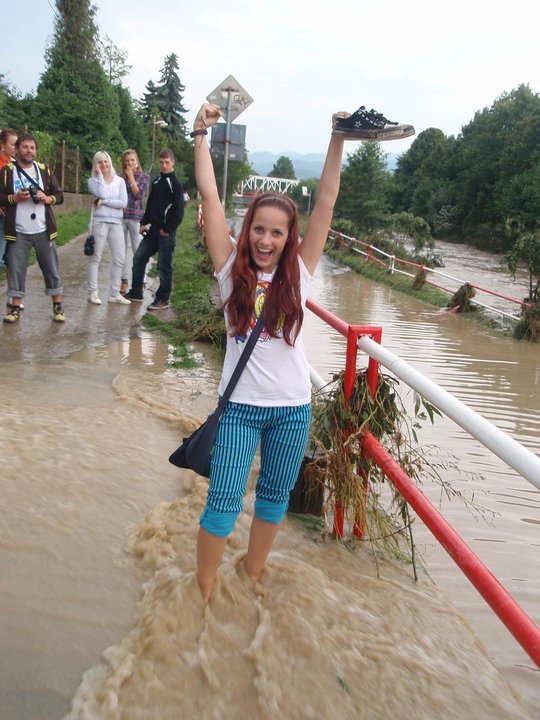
[108,294,131,305]
[88,292,101,305]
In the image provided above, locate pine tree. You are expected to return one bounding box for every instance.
[142,80,159,123]
[142,54,188,140]
[32,0,123,162]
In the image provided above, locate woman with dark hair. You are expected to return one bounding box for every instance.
[192,102,347,603]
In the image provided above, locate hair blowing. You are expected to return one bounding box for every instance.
[225,193,303,346]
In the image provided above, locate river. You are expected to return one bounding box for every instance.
[0,234,538,719]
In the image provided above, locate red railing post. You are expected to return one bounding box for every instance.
[333,325,382,539]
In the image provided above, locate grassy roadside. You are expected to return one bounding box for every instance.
[56,209,91,247]
[142,203,224,368]
[327,244,449,307]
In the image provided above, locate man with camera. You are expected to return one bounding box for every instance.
[0,133,65,323]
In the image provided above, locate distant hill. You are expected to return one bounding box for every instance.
[249,150,398,179]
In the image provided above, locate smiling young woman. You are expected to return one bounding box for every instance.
[191,102,347,604]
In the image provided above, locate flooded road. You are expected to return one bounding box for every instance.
[0,235,538,719]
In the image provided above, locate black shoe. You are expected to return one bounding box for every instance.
[333,106,415,141]
[52,302,65,322]
[147,300,170,311]
[123,290,144,302]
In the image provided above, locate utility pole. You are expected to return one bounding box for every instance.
[221,88,234,208]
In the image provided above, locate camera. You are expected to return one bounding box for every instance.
[27,185,41,205]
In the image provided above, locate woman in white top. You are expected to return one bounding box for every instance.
[87,151,129,304]
[193,102,347,603]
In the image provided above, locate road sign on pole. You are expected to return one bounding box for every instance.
[206,75,254,122]
[206,75,254,206]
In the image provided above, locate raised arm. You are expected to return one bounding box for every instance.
[299,113,347,275]
[193,103,234,272]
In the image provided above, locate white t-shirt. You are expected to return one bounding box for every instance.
[13,164,46,234]
[216,249,313,407]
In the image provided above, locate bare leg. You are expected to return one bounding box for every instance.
[244,516,281,584]
[196,526,228,603]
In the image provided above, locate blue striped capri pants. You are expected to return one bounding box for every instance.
[199,400,312,537]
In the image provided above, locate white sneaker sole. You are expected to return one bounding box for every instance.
[332,124,415,141]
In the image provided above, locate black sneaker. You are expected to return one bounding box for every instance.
[52,302,65,322]
[123,290,144,302]
[147,300,170,311]
[333,106,415,141]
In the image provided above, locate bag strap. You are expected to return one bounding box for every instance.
[216,312,265,413]
[14,162,42,190]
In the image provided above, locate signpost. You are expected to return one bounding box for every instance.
[206,75,253,205]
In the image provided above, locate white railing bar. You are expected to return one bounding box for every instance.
[355,336,540,491]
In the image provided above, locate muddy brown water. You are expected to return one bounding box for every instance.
[0,235,538,719]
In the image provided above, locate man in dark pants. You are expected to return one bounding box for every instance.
[124,148,184,310]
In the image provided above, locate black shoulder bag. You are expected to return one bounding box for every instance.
[169,312,265,477]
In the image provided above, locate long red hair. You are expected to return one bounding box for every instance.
[225,193,303,346]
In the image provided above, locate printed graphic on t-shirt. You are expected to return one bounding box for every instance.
[235,279,281,345]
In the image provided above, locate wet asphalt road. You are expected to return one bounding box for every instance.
[0,233,169,363]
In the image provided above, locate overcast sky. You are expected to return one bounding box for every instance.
[2,1,539,157]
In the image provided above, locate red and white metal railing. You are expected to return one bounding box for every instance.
[329,230,533,321]
[306,297,540,667]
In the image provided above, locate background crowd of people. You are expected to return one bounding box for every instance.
[0,131,185,322]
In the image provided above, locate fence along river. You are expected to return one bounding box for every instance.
[0,237,538,718]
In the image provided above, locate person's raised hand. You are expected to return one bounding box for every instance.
[194,103,223,133]
[332,111,350,129]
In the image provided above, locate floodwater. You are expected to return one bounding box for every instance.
[0,235,538,719]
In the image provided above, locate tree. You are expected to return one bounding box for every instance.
[32,0,124,162]
[506,227,540,305]
[0,77,33,132]
[391,128,456,227]
[114,85,150,168]
[506,227,540,341]
[142,54,188,140]
[98,35,132,85]
[268,156,296,179]
[335,143,391,233]
[451,85,540,243]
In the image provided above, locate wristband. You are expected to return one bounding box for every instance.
[190,128,208,138]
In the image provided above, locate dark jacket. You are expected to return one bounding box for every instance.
[140,171,184,235]
[0,161,64,242]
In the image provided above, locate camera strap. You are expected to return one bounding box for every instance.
[14,162,42,191]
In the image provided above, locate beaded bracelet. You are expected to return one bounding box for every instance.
[190,128,208,138]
